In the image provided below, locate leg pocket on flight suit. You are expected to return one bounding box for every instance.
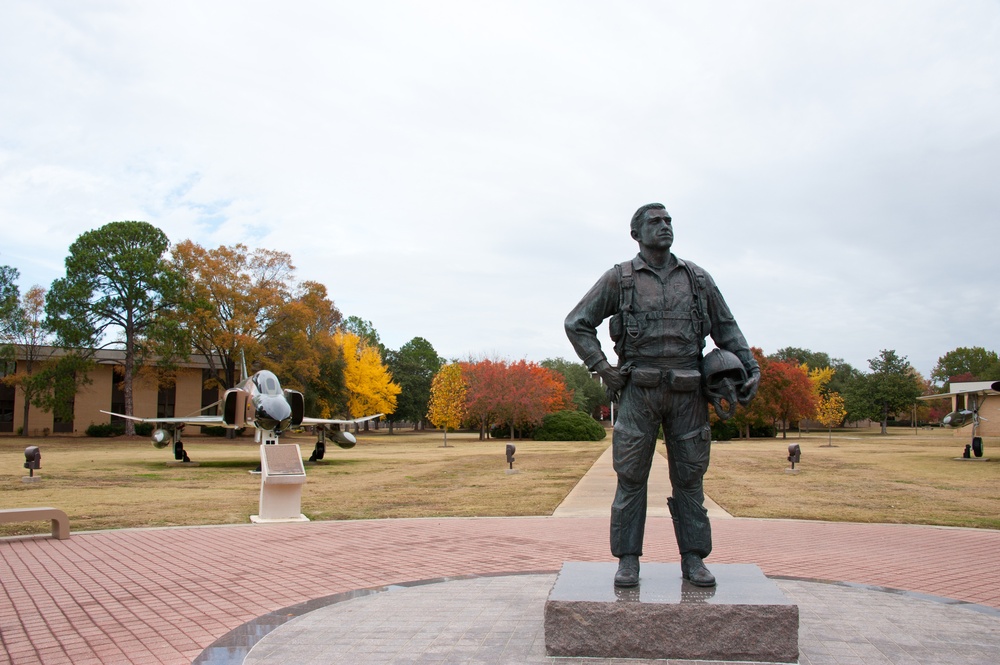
[672,424,711,488]
[613,416,657,484]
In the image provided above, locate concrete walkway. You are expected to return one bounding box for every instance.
[1,446,999,664]
[551,446,732,519]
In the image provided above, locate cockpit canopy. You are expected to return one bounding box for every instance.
[252,370,282,396]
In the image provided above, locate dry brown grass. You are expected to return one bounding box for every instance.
[706,427,1000,529]
[0,430,608,536]
[2,426,997,537]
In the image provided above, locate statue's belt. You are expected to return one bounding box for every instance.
[623,363,702,391]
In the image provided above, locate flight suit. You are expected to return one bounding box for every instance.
[565,252,757,561]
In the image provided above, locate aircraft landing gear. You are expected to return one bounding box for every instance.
[309,428,327,462]
[173,440,190,463]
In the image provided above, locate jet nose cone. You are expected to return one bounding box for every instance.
[256,396,293,432]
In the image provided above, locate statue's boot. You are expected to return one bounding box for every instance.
[614,554,640,587]
[681,553,716,587]
[668,497,716,587]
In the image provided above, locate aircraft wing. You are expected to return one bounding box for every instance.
[99,410,228,427]
[918,382,1000,401]
[300,413,384,427]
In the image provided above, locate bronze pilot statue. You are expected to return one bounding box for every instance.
[565,203,759,588]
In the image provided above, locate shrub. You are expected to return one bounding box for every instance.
[200,426,228,437]
[533,410,607,441]
[490,423,537,439]
[86,421,125,437]
[750,424,777,438]
[711,419,739,441]
[134,423,154,437]
[710,421,776,440]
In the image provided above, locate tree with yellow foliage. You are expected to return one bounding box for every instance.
[335,330,400,423]
[803,365,834,423]
[816,392,847,447]
[807,364,845,446]
[427,363,467,447]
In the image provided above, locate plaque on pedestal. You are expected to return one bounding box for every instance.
[250,444,309,524]
[545,562,798,663]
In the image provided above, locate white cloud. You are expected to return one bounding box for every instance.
[2,0,999,378]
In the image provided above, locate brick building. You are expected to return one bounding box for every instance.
[0,347,218,436]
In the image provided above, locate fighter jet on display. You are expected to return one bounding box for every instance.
[918,380,1000,458]
[102,356,382,463]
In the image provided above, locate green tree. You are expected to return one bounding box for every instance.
[773,346,859,396]
[45,222,182,435]
[931,347,1000,387]
[1,286,55,436]
[340,316,386,359]
[844,349,923,434]
[427,363,467,447]
[772,347,832,371]
[0,264,18,333]
[386,337,443,431]
[541,357,606,416]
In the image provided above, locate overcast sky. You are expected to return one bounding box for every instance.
[2,1,998,379]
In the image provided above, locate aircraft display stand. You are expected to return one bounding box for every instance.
[250,444,310,524]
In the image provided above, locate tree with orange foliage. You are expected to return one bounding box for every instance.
[170,240,297,389]
[262,281,344,417]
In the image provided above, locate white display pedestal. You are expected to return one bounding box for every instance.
[250,444,309,523]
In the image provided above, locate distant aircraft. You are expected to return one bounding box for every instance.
[102,357,382,463]
[918,380,1000,458]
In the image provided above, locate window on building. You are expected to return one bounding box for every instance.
[53,395,74,433]
[0,361,15,433]
[157,383,176,419]
[202,369,220,416]
[110,370,126,424]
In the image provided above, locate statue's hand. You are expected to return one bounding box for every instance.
[738,368,760,405]
[594,360,625,396]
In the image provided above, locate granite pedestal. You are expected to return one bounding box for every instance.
[545,562,798,663]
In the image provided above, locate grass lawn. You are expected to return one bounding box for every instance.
[706,427,1000,529]
[0,430,608,536]
[1,426,997,536]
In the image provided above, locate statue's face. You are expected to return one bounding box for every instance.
[632,208,673,250]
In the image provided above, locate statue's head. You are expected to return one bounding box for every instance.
[630,203,673,250]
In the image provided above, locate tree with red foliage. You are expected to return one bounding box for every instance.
[496,360,572,439]
[726,347,773,438]
[460,357,572,439]
[461,357,508,440]
[758,356,817,438]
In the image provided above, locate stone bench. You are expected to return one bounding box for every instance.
[0,507,70,540]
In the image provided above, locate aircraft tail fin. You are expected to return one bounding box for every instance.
[240,351,249,383]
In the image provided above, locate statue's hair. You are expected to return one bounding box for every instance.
[630,202,669,234]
